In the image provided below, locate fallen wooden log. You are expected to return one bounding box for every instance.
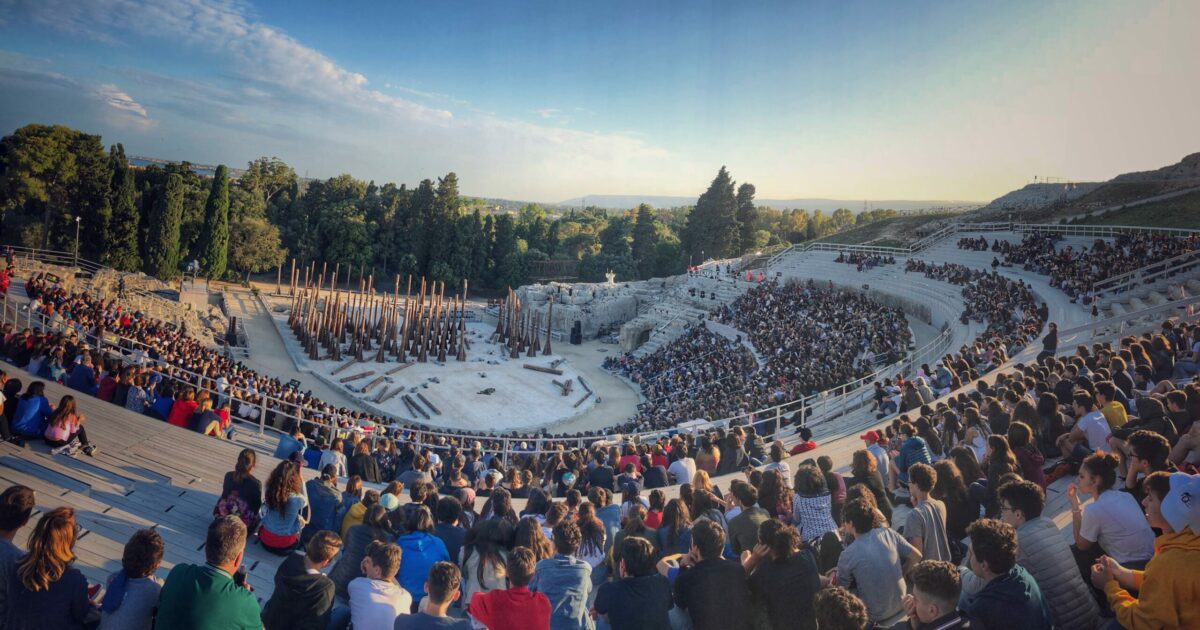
[562,378,573,397]
[386,362,414,375]
[331,358,359,375]
[578,376,593,394]
[524,364,564,376]
[373,386,390,403]
[362,375,386,393]
[416,392,442,416]
[379,387,403,404]
[573,390,593,408]
[404,394,431,420]
[339,370,375,383]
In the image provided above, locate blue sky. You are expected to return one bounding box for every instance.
[1,0,1197,202]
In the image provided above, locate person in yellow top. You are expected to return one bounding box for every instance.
[1095,382,1127,430]
[1091,471,1200,630]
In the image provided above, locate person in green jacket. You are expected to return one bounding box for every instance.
[155,516,261,630]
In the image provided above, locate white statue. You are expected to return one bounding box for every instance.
[605,270,616,286]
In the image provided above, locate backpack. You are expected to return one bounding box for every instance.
[213,490,256,529]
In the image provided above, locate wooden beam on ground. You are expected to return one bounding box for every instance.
[415,392,442,416]
[403,394,430,420]
[361,375,386,393]
[573,390,593,408]
[379,387,403,404]
[578,376,593,395]
[331,358,359,375]
[339,370,374,383]
[373,386,389,403]
[523,364,563,376]
[386,363,414,375]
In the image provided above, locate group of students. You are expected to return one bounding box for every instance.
[0,370,96,456]
[994,231,1200,305]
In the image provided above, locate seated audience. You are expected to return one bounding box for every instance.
[896,560,972,630]
[963,519,1053,630]
[156,516,261,629]
[393,561,471,629]
[347,540,411,630]
[593,537,672,630]
[261,531,342,630]
[1091,471,1200,630]
[532,520,594,630]
[997,480,1099,630]
[835,498,922,625]
[469,547,551,630]
[672,519,752,630]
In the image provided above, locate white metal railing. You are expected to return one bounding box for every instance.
[1056,295,1200,340]
[1094,249,1200,296]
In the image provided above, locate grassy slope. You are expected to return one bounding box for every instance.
[1071,189,1200,229]
[818,212,963,246]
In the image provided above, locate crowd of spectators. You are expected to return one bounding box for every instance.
[834,252,896,272]
[965,231,1200,304]
[904,260,1045,341]
[606,280,911,433]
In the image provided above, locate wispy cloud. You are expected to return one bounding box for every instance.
[535,108,562,119]
[95,83,148,118]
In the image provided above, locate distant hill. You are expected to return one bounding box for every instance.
[556,195,981,213]
[976,152,1200,221]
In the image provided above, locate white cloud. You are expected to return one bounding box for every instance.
[95,83,148,118]
[535,108,562,119]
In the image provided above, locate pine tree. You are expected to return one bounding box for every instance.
[105,145,141,271]
[681,166,740,263]
[736,183,757,254]
[199,164,230,279]
[145,173,184,280]
[630,204,659,279]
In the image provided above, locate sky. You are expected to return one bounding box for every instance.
[0,0,1197,203]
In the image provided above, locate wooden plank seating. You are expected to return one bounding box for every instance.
[0,359,317,601]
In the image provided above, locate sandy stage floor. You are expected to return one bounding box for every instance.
[282,318,602,432]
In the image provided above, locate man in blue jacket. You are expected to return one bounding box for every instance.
[890,421,932,503]
[963,519,1053,630]
[531,520,593,630]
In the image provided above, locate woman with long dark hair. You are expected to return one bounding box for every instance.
[480,487,519,527]
[215,448,262,529]
[656,498,693,555]
[44,395,96,456]
[576,502,607,568]
[8,507,98,628]
[931,460,978,557]
[514,516,554,561]
[259,460,309,553]
[460,518,510,608]
[1035,393,1066,455]
[972,434,1020,517]
[846,449,892,523]
[949,446,986,486]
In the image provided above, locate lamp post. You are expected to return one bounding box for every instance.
[73,216,81,268]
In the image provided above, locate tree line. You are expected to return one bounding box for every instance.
[0,123,900,289]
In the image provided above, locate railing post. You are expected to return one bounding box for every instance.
[773,407,782,441]
[259,400,268,435]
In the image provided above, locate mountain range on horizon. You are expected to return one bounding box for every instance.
[554,195,983,213]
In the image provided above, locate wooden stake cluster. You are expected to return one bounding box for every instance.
[494,289,553,359]
[287,262,471,364]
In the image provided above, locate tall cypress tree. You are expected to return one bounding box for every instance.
[145,173,184,280]
[105,145,141,271]
[736,183,757,254]
[199,164,230,279]
[631,204,659,279]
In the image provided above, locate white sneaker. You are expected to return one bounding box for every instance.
[51,444,72,456]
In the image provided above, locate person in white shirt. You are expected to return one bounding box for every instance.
[348,540,413,630]
[860,431,890,480]
[667,450,697,486]
[1058,392,1112,462]
[1068,452,1155,569]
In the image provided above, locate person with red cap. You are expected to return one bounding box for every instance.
[860,431,890,481]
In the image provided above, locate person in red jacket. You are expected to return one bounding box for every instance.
[469,546,550,630]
